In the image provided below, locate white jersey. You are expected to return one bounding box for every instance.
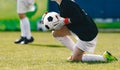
[17,0,35,13]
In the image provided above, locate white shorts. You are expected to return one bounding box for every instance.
[70,31,97,53]
[17,0,34,13]
[75,37,97,53]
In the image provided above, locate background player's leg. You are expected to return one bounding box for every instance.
[21,17,32,39]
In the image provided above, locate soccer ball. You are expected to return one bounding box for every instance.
[43,12,60,30]
[37,20,48,31]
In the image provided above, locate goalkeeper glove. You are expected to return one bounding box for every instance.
[53,17,70,30]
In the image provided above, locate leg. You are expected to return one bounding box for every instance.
[68,46,106,62]
[15,0,34,44]
[19,13,29,38]
[15,9,34,44]
[15,13,34,44]
[52,26,75,51]
[19,13,32,39]
[72,46,84,61]
[68,37,107,62]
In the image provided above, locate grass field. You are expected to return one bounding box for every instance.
[0,31,119,70]
[0,1,119,70]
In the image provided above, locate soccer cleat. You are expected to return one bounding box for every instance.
[20,37,34,44]
[14,36,34,44]
[103,51,118,62]
[14,36,26,44]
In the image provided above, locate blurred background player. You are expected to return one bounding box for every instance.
[15,0,36,44]
[50,0,117,62]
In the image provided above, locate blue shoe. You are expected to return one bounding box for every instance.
[103,51,118,62]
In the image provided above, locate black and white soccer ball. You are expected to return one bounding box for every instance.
[43,12,60,30]
[37,20,48,31]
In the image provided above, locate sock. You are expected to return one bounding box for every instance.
[55,36,75,51]
[20,17,32,39]
[20,19,26,37]
[82,54,106,62]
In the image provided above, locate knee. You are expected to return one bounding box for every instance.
[52,31,56,37]
[52,30,65,37]
[18,13,26,19]
[52,31,62,37]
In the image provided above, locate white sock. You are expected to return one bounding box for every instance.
[82,54,106,62]
[20,17,32,39]
[20,19,26,37]
[55,36,75,51]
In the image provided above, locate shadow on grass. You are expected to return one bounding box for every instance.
[81,61,113,64]
[29,43,64,48]
[67,60,115,64]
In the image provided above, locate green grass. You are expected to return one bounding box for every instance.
[0,31,120,70]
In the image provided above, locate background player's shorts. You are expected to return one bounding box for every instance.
[76,37,97,53]
[17,0,34,13]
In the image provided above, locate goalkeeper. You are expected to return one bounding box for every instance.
[50,0,117,62]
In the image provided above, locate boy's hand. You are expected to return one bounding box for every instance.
[53,17,70,30]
